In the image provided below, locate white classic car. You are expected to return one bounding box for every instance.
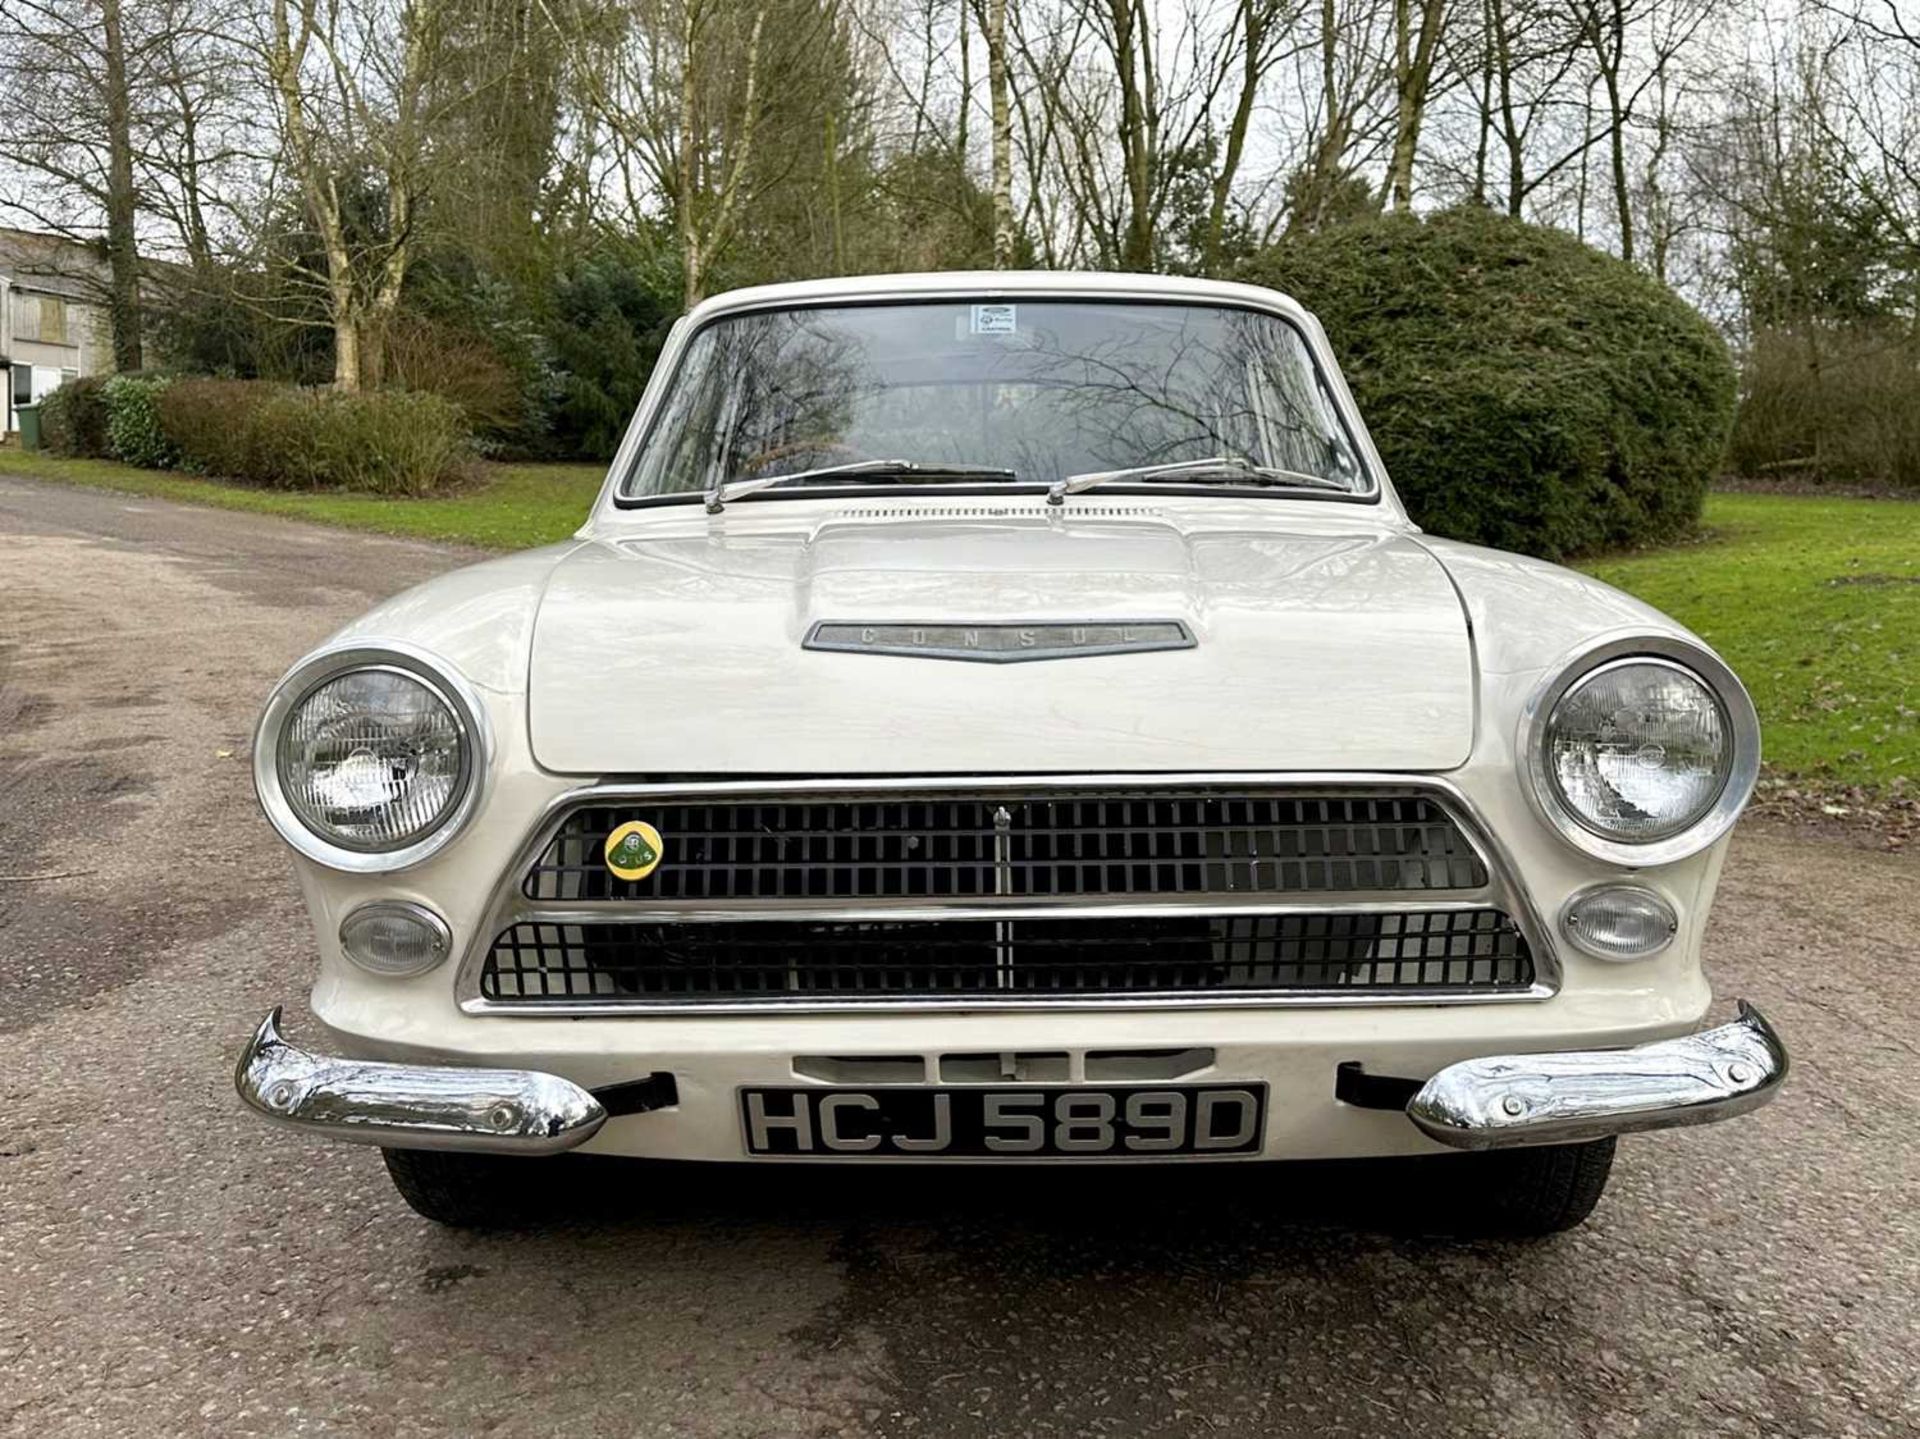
[236,271,1787,1234]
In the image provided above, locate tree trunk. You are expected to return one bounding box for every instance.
[331,308,360,392]
[1603,59,1633,262]
[1643,70,1673,283]
[1575,81,1593,241]
[271,0,360,389]
[1490,0,1524,215]
[1204,0,1264,269]
[1107,0,1154,268]
[957,0,970,169]
[678,0,703,304]
[100,0,143,372]
[826,111,845,271]
[1290,0,1349,233]
[1471,0,1493,205]
[986,0,1014,266]
[1587,0,1633,264]
[1387,0,1446,211]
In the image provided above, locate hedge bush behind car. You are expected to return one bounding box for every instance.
[1731,324,1920,489]
[102,374,178,469]
[157,380,472,495]
[35,375,112,458]
[1242,208,1736,558]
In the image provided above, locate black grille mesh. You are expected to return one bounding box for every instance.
[480,909,1533,1002]
[523,793,1487,902]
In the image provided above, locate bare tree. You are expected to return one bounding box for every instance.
[1561,0,1719,265]
[971,0,1016,265]
[261,0,493,388]
[1810,0,1920,310]
[100,0,144,367]
[139,1,251,277]
[999,0,1313,268]
[0,0,170,369]
[1202,0,1297,267]
[678,0,769,301]
[1481,0,1590,216]
[559,0,843,302]
[1386,0,1447,209]
[1284,0,1393,232]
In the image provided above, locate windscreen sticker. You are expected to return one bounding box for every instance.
[970,303,1017,336]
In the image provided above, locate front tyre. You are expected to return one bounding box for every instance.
[382,1148,566,1228]
[1416,1137,1617,1238]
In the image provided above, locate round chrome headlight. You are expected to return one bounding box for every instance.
[1523,639,1760,865]
[255,644,486,870]
[1546,659,1730,841]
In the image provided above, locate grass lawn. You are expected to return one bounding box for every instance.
[0,447,606,550]
[3,448,1911,791]
[1580,494,1917,792]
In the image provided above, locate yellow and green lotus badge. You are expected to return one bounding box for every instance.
[604,820,664,881]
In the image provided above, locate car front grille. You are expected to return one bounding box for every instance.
[523,793,1488,902]
[468,782,1546,1011]
[479,909,1534,1003]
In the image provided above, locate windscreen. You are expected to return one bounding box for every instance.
[623,299,1371,498]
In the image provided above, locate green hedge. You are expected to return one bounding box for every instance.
[36,376,113,458]
[156,380,472,495]
[1242,208,1736,558]
[102,374,178,468]
[1731,324,1920,489]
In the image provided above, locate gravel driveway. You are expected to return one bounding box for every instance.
[2,476,1914,1439]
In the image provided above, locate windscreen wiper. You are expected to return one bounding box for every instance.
[706,459,1020,514]
[1046,455,1352,506]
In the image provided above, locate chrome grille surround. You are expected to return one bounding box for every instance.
[457,774,1560,1014]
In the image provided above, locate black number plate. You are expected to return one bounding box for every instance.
[739,1084,1267,1158]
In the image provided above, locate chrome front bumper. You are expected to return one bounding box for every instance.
[233,1003,1786,1158]
[234,1008,607,1155]
[1407,1002,1788,1150]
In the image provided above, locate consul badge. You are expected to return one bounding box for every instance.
[805,620,1194,663]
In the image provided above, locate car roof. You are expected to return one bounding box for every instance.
[684,271,1317,328]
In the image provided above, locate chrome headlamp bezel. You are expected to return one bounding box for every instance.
[253,639,492,872]
[1519,633,1761,866]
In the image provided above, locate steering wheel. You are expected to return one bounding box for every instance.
[740,438,873,478]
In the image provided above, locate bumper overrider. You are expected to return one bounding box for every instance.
[235,1008,608,1155]
[234,1003,1788,1156]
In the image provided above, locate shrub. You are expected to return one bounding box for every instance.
[35,375,112,458]
[1731,325,1920,489]
[1241,208,1737,558]
[156,378,274,478]
[546,252,677,459]
[382,312,530,445]
[268,388,473,495]
[157,379,472,495]
[102,374,177,469]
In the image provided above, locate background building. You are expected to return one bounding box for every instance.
[1,227,113,435]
